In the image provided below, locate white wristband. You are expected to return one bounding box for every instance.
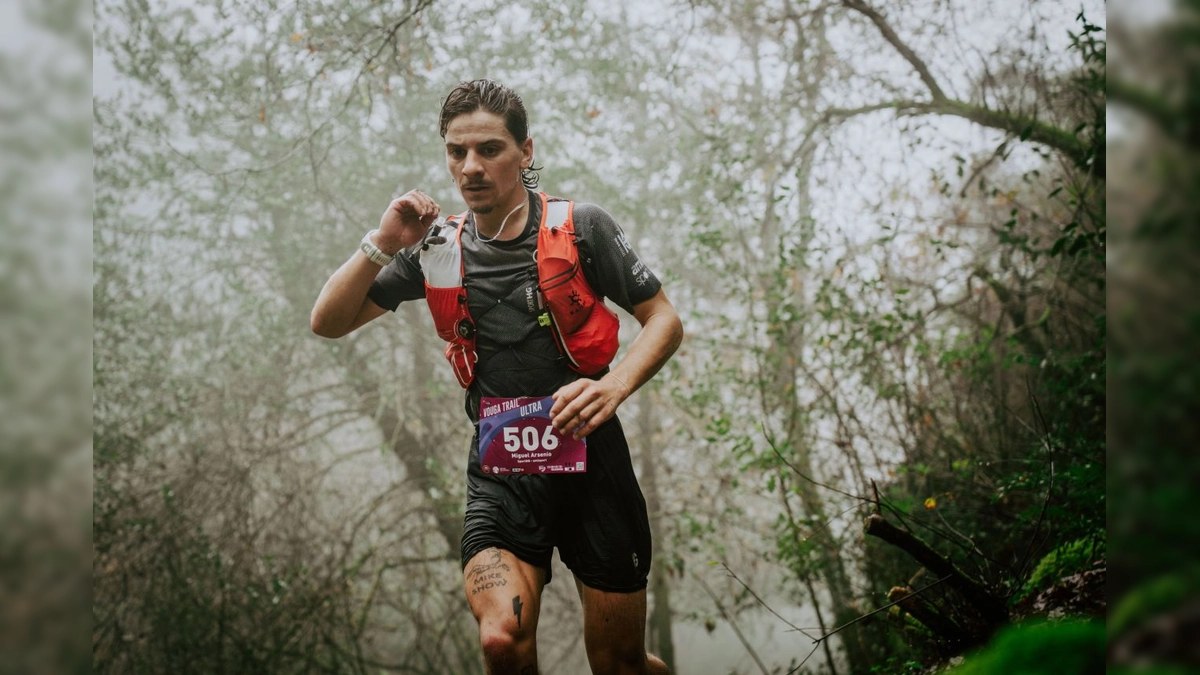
[359,230,395,266]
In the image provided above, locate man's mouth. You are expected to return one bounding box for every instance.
[463,184,489,193]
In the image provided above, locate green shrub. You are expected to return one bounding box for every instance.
[1016,533,1104,602]
[946,620,1103,675]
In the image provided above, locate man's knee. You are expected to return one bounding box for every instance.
[479,624,516,663]
[478,618,535,666]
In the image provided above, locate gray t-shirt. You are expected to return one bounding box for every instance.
[368,190,662,421]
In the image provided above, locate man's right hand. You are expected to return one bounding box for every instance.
[377,189,441,253]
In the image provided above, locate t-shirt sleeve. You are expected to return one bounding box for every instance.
[572,203,662,314]
[367,245,427,311]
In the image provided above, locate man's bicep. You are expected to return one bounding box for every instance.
[631,288,677,327]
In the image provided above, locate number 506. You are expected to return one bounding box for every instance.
[502,425,560,452]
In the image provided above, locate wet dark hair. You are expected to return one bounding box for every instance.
[439,79,541,189]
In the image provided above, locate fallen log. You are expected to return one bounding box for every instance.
[865,513,1009,630]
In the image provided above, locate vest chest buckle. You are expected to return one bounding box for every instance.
[456,318,476,340]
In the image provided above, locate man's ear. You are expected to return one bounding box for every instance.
[522,137,534,168]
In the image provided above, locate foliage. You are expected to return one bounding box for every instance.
[863,3,1106,604]
[1016,533,1105,604]
[95,494,357,674]
[649,2,1109,671]
[944,620,1103,675]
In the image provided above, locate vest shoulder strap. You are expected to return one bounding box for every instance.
[544,199,571,231]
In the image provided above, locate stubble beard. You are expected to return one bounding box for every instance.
[462,172,523,217]
[458,183,495,215]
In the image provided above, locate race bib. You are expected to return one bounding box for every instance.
[478,396,587,475]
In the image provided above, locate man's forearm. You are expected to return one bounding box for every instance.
[310,251,384,338]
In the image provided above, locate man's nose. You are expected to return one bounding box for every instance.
[462,150,484,176]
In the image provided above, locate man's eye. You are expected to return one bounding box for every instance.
[450,149,466,159]
[481,146,498,156]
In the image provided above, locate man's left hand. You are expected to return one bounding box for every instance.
[550,375,630,440]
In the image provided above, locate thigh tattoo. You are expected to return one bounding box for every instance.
[466,548,512,596]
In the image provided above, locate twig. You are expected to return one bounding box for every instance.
[1014,377,1056,588]
[959,140,1010,198]
[820,574,952,638]
[804,503,868,549]
[718,563,817,639]
[840,0,947,100]
[789,643,823,675]
[762,422,870,503]
[693,572,772,675]
[936,509,993,578]
[876,494,1013,573]
[785,575,952,674]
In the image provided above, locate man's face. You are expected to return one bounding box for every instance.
[444,110,533,215]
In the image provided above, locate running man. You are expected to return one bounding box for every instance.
[311,79,681,675]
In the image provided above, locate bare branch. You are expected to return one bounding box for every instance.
[762,421,872,504]
[694,571,772,675]
[1012,377,1057,591]
[840,0,947,101]
[718,563,817,639]
[828,2,1102,177]
[785,575,953,675]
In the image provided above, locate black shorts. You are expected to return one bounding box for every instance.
[460,415,652,593]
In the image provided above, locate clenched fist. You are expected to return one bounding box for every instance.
[376,189,441,253]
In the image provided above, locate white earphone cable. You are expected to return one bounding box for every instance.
[474,183,528,244]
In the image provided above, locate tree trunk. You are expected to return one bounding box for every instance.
[637,389,676,672]
[763,147,874,675]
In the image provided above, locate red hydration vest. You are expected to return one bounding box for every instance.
[420,192,620,388]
